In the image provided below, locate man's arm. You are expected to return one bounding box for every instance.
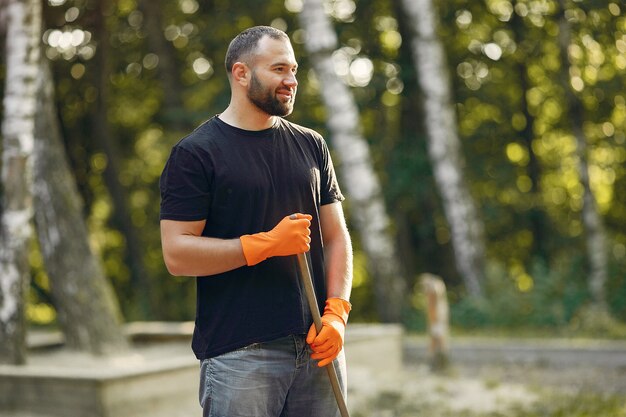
[160,219,246,277]
[319,202,352,300]
[306,201,352,366]
[160,214,313,277]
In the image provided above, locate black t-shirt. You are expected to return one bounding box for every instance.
[160,116,344,359]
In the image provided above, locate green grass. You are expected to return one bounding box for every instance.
[354,386,626,417]
[488,393,626,417]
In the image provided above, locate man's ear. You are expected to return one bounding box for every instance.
[231,62,249,86]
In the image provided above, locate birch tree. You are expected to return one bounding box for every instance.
[32,58,128,355]
[298,0,406,322]
[400,0,485,297]
[0,0,41,364]
[556,0,608,310]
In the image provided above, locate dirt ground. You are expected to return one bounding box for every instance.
[347,335,626,417]
[4,330,626,417]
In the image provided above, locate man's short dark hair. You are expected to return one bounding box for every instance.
[225,26,290,74]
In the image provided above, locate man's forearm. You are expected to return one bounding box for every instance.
[163,234,247,277]
[324,234,353,301]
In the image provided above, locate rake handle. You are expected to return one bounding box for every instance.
[295,252,350,417]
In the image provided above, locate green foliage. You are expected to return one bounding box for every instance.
[489,392,626,417]
[568,304,626,338]
[608,255,626,322]
[14,0,625,329]
[356,388,626,417]
[347,247,380,323]
[450,256,590,330]
[447,253,626,336]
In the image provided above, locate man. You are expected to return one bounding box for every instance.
[159,26,353,417]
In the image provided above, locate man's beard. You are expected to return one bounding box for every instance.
[248,71,295,117]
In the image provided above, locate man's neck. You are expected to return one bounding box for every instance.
[219,104,277,131]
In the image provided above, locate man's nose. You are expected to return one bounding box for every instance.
[284,72,298,87]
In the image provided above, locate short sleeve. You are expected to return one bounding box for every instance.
[160,145,212,221]
[319,138,344,205]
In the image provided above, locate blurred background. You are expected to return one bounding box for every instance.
[17,0,625,331]
[1,0,626,414]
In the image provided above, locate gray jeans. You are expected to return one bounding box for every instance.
[199,334,347,417]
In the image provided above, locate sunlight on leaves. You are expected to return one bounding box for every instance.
[27,303,56,326]
[506,142,529,166]
[179,0,199,14]
[284,0,303,13]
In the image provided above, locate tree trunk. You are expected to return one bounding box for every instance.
[0,0,41,365]
[32,57,128,355]
[137,0,186,129]
[298,0,406,322]
[90,0,154,319]
[556,0,608,309]
[400,0,485,297]
[511,5,550,263]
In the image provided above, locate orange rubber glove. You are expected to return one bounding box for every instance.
[306,297,352,367]
[240,213,312,266]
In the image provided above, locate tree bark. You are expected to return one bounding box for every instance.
[0,0,41,365]
[0,0,41,364]
[556,0,608,309]
[90,0,154,319]
[510,4,550,262]
[400,0,485,297]
[32,57,128,355]
[298,0,406,322]
[137,0,186,129]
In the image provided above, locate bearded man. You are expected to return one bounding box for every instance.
[159,26,353,417]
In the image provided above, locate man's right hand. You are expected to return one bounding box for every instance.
[240,213,312,266]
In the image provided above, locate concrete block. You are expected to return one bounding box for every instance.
[345,323,404,375]
[0,322,403,417]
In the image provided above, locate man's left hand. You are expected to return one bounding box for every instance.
[306,298,351,367]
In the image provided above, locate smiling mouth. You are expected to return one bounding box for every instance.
[277,90,294,101]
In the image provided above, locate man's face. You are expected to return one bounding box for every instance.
[246,37,298,117]
[247,69,295,116]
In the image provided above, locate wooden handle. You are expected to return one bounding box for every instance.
[296,253,350,417]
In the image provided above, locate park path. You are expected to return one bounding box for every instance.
[3,326,625,416]
[347,334,626,416]
[404,335,626,394]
